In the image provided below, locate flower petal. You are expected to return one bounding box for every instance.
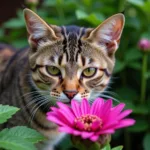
[59,126,82,136]
[90,98,104,116]
[57,109,74,125]
[81,132,94,139]
[107,103,126,122]
[57,102,75,120]
[73,130,81,136]
[111,103,125,115]
[58,126,74,134]
[90,135,99,141]
[114,119,136,129]
[71,100,81,117]
[117,110,132,120]
[100,99,112,119]
[47,114,66,126]
[81,98,90,115]
[98,129,115,134]
[102,121,118,130]
[50,107,59,112]
[47,109,73,126]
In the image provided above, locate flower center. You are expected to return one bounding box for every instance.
[74,114,103,132]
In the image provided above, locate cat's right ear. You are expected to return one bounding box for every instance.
[24,8,59,49]
[83,13,125,57]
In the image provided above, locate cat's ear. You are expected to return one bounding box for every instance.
[84,13,125,56]
[24,8,59,49]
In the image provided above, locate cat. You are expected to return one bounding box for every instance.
[0,8,125,150]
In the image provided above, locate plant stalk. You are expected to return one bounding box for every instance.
[140,52,148,104]
[124,129,131,150]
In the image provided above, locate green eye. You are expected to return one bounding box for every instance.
[82,67,97,78]
[46,66,61,76]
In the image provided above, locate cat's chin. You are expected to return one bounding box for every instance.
[63,102,71,105]
[57,99,71,105]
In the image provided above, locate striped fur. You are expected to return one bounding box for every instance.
[0,9,125,150]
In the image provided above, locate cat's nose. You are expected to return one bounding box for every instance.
[64,90,78,100]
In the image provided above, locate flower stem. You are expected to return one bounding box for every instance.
[124,129,131,150]
[140,52,148,104]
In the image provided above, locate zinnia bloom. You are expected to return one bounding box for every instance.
[46,98,135,141]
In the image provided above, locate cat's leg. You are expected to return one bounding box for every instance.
[37,142,54,150]
[37,133,66,150]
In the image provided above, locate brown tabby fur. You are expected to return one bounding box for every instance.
[0,9,125,150]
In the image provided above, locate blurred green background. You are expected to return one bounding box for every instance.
[0,0,150,150]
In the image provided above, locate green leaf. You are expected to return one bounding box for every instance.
[145,72,150,79]
[117,98,148,115]
[125,48,142,62]
[128,62,141,70]
[141,32,150,39]
[115,86,138,101]
[89,142,101,150]
[84,13,104,25]
[0,105,19,124]
[112,145,123,150]
[0,126,45,144]
[82,0,92,6]
[143,133,150,150]
[76,10,104,25]
[0,136,36,150]
[101,144,111,150]
[12,39,28,48]
[3,18,25,28]
[127,119,148,132]
[127,0,144,6]
[43,0,57,6]
[76,10,88,19]
[132,105,149,115]
[113,60,126,74]
[140,1,150,14]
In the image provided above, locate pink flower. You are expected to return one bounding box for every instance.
[46,98,135,142]
[138,38,150,51]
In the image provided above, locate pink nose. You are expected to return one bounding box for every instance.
[64,90,78,100]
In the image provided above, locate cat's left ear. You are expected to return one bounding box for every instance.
[84,13,125,56]
[24,8,60,49]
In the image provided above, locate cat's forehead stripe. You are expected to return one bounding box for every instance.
[61,26,85,63]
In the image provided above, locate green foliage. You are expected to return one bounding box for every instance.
[0,136,36,150]
[127,119,149,132]
[0,105,45,150]
[111,146,123,150]
[101,144,111,150]
[101,144,123,150]
[143,133,150,150]
[0,105,19,124]
[0,126,45,144]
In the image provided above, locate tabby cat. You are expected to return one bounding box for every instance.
[0,9,125,150]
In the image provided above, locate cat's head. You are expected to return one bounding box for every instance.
[24,9,125,103]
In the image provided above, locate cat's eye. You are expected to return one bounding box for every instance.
[82,67,97,78]
[46,66,61,76]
